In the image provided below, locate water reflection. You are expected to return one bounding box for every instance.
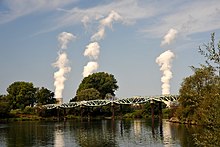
[54,123,64,147]
[133,119,141,138]
[162,120,173,146]
[0,119,219,146]
[70,120,118,147]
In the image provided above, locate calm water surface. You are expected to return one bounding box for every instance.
[0,119,206,147]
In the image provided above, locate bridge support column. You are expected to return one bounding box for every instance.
[57,107,61,121]
[150,100,155,125]
[80,105,83,119]
[158,102,162,121]
[120,105,123,119]
[88,107,91,120]
[111,102,115,120]
[63,108,66,121]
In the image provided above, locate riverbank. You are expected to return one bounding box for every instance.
[1,106,171,123]
[169,117,197,125]
[0,113,156,123]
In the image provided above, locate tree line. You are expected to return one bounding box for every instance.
[0,82,56,117]
[0,72,119,118]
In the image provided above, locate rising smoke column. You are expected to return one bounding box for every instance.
[82,41,100,77]
[53,32,75,99]
[83,61,99,77]
[161,28,178,46]
[156,50,175,95]
[156,28,177,95]
[91,10,122,41]
[84,42,100,60]
[82,10,122,77]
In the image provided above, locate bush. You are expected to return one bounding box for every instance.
[23,106,36,114]
[10,109,23,115]
[123,110,147,118]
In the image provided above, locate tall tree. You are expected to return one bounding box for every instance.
[198,32,220,76]
[76,88,101,101]
[7,81,37,109]
[76,72,119,100]
[35,87,56,105]
[177,66,220,124]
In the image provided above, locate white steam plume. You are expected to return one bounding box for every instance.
[91,27,105,42]
[53,52,71,98]
[161,28,178,46]
[84,42,100,60]
[53,32,75,98]
[83,61,99,77]
[82,10,122,77]
[58,32,75,49]
[156,50,175,95]
[91,10,122,41]
[100,10,122,28]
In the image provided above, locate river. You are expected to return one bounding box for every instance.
[0,119,218,147]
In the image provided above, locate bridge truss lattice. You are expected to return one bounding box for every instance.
[43,95,179,109]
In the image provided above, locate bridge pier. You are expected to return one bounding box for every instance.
[120,105,123,119]
[80,106,83,119]
[88,107,91,120]
[111,102,115,120]
[63,108,66,121]
[57,107,61,121]
[158,102,162,121]
[150,100,155,126]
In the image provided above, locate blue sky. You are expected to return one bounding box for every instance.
[1,0,220,102]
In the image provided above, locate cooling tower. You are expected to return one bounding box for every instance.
[56,98,63,104]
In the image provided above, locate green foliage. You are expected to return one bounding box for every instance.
[23,106,36,115]
[76,72,119,100]
[3,81,56,111]
[198,32,220,76]
[196,87,220,125]
[10,109,23,115]
[76,88,101,101]
[0,95,11,117]
[7,81,37,109]
[177,66,220,125]
[123,110,147,118]
[35,87,56,105]
[193,126,220,146]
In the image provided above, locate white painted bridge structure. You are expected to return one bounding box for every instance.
[43,95,179,109]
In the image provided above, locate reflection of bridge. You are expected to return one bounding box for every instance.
[43,95,179,109]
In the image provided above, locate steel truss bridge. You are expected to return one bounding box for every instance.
[43,95,179,110]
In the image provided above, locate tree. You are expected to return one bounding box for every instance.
[0,95,11,117]
[176,33,220,125]
[7,81,37,109]
[198,32,220,76]
[35,87,56,105]
[177,66,220,124]
[76,72,119,100]
[76,88,101,101]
